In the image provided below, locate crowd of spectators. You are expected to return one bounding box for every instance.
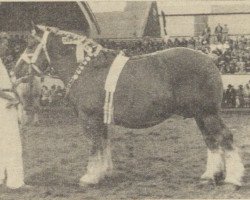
[1,26,250,75]
[98,23,250,75]
[2,27,250,108]
[223,83,250,108]
[0,32,27,71]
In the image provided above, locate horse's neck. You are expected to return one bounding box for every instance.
[53,60,77,85]
[53,50,118,86]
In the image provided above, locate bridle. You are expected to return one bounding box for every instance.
[14,29,51,77]
[30,25,103,96]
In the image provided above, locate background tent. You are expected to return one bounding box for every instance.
[0,2,100,36]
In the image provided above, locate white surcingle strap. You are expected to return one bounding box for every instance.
[104,51,129,124]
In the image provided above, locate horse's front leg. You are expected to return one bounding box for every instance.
[17,104,29,126]
[79,114,113,186]
[32,99,40,125]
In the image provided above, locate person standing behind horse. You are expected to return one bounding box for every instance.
[215,23,223,43]
[222,24,229,42]
[0,36,29,190]
[202,24,211,44]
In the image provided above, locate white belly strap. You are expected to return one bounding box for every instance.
[104,51,129,124]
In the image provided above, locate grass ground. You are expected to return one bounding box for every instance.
[1,109,250,199]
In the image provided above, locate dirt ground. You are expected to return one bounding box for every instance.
[1,108,250,200]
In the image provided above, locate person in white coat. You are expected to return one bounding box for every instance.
[0,38,29,190]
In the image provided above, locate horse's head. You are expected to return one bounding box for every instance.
[32,24,118,93]
[12,24,51,80]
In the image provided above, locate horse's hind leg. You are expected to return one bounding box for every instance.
[195,115,225,183]
[79,113,113,186]
[195,114,244,186]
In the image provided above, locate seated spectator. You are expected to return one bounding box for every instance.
[246,39,250,50]
[166,39,174,48]
[187,37,195,49]
[222,41,230,53]
[180,38,188,47]
[230,61,237,74]
[214,23,223,43]
[238,36,246,50]
[174,38,181,47]
[225,84,236,108]
[202,24,211,44]
[245,60,250,72]
[218,61,227,73]
[237,85,245,108]
[244,84,250,107]
[236,58,246,73]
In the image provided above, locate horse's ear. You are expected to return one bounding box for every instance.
[30,21,40,36]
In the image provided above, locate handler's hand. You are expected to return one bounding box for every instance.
[6,99,19,109]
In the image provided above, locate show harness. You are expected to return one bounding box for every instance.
[31,25,130,124]
[104,52,129,124]
[14,30,51,76]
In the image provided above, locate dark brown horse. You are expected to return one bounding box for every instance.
[32,25,244,188]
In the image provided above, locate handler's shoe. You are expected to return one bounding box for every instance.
[9,184,33,191]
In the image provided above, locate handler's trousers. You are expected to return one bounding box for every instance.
[0,100,24,189]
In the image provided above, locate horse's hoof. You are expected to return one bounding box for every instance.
[79,181,90,188]
[79,175,100,187]
[200,179,215,185]
[197,179,216,189]
[200,171,213,180]
[221,183,241,191]
[224,178,242,188]
[201,171,224,186]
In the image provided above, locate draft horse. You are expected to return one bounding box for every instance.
[31,25,244,188]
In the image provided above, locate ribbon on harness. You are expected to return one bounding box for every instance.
[104,52,129,124]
